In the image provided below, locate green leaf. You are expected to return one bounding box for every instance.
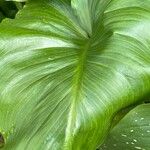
[71,0,110,36]
[100,104,150,150]
[0,0,150,149]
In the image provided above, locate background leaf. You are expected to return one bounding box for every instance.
[100,104,150,150]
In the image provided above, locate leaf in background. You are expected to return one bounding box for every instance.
[0,0,17,19]
[0,0,150,149]
[100,104,150,150]
[5,0,26,10]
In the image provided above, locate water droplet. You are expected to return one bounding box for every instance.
[48,57,52,60]
[146,130,150,133]
[133,139,137,142]
[121,134,127,137]
[131,142,135,145]
[140,118,144,120]
[135,120,138,122]
[126,142,129,144]
[135,146,142,150]
[130,130,134,132]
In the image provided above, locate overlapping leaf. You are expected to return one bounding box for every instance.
[0,0,150,149]
[100,104,150,150]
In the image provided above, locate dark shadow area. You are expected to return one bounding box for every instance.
[0,133,4,148]
[0,1,25,22]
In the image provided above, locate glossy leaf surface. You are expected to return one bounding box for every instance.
[0,0,150,149]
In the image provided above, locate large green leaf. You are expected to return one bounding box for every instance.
[100,104,150,150]
[0,0,150,149]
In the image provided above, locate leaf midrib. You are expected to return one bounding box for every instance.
[64,39,91,149]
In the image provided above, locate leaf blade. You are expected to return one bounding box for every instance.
[0,0,150,149]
